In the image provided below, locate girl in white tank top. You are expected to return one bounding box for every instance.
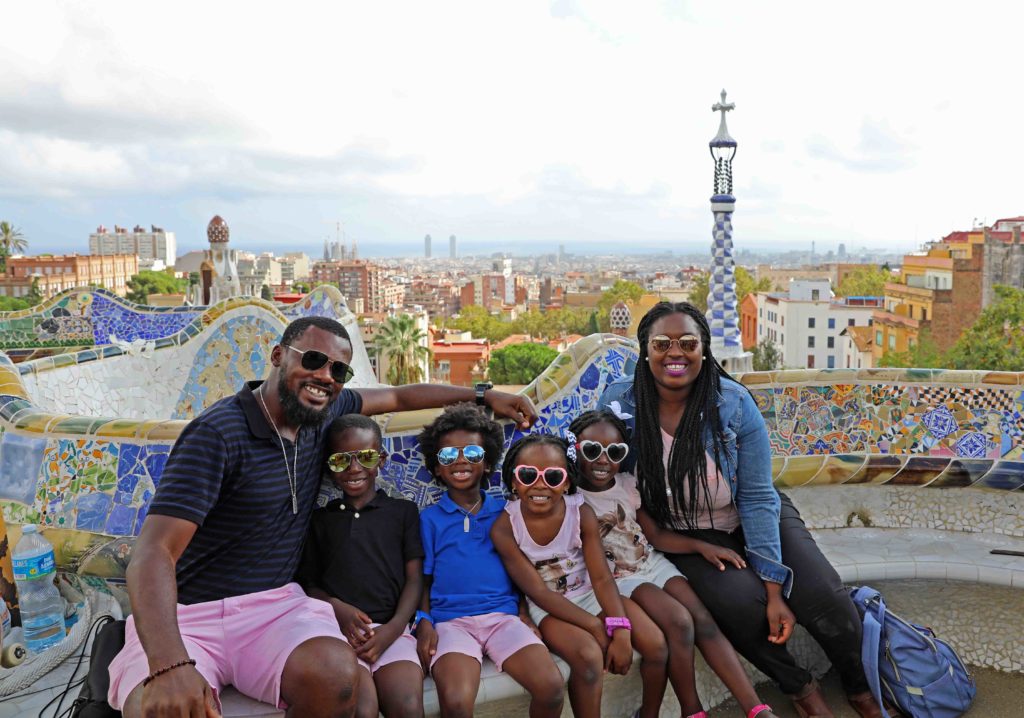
[490,434,675,718]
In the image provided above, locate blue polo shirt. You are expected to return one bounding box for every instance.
[420,491,519,623]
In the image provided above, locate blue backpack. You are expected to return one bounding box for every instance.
[850,586,976,718]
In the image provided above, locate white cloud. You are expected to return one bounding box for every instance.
[0,0,1021,253]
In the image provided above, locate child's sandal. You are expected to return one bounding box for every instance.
[747,705,774,718]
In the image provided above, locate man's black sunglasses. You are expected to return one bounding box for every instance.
[287,345,355,384]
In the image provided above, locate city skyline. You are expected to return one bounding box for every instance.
[1,2,1021,257]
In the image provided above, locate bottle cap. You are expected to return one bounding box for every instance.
[22,524,37,534]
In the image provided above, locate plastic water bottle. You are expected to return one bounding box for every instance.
[12,525,66,655]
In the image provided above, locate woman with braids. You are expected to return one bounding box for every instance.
[597,302,883,718]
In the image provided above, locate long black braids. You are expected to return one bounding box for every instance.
[632,301,735,529]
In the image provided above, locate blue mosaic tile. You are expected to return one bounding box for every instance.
[921,406,957,440]
[105,503,138,535]
[955,432,987,458]
[0,431,48,505]
[75,492,112,532]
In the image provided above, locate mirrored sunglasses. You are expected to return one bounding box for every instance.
[328,449,385,472]
[437,444,486,466]
[649,334,701,354]
[287,345,355,384]
[577,440,630,464]
[513,465,569,489]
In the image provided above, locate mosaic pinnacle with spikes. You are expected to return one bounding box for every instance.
[707,89,742,355]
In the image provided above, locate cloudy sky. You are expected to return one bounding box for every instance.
[1,1,1021,258]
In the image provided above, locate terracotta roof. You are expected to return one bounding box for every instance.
[841,325,875,352]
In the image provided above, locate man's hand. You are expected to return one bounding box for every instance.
[415,621,438,671]
[604,630,633,675]
[141,664,221,718]
[334,602,374,647]
[356,622,401,665]
[485,390,538,429]
[696,541,747,571]
[766,595,796,644]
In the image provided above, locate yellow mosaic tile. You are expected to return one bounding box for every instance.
[774,455,827,487]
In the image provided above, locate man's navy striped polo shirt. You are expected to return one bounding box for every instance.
[147,380,362,605]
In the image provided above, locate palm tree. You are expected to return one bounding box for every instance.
[0,222,27,273]
[376,314,432,386]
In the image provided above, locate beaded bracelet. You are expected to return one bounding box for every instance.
[142,658,197,687]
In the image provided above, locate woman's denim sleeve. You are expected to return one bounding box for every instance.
[732,389,794,596]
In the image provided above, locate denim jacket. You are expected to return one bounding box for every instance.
[597,375,794,596]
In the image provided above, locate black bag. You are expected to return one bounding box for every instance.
[71,619,125,718]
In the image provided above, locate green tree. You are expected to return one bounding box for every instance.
[752,338,782,371]
[448,305,514,342]
[0,296,30,311]
[126,269,187,304]
[943,285,1024,370]
[376,314,432,385]
[488,343,559,384]
[878,327,946,369]
[835,265,893,297]
[25,278,43,306]
[585,311,600,336]
[0,221,28,273]
[596,279,645,331]
[260,285,274,301]
[736,267,772,304]
[687,272,710,312]
[293,281,311,293]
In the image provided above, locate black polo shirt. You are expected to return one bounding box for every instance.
[296,490,423,624]
[147,381,362,605]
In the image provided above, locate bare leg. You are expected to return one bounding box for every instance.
[280,636,360,718]
[630,583,702,716]
[431,653,482,718]
[374,660,425,718]
[354,667,379,718]
[621,596,669,718]
[500,644,565,718]
[664,577,778,716]
[538,616,605,718]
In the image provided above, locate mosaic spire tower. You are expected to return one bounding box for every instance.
[706,90,749,371]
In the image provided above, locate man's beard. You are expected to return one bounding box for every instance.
[277,374,333,427]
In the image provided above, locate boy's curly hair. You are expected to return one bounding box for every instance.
[500,434,579,495]
[418,402,505,475]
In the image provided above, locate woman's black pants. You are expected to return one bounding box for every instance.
[664,492,869,696]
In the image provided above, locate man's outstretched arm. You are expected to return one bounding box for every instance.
[355,384,537,428]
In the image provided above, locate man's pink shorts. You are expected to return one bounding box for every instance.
[107,583,344,710]
[349,624,421,674]
[432,612,543,671]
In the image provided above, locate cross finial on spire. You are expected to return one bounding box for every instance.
[713,89,734,118]
[710,88,737,149]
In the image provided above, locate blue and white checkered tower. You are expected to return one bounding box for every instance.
[706,90,752,372]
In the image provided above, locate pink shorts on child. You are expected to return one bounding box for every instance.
[347,624,421,674]
[432,612,543,671]
[107,583,345,711]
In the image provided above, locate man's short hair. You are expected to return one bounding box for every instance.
[280,316,351,347]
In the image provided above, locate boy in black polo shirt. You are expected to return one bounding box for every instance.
[297,414,424,718]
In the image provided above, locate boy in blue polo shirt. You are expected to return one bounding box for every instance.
[415,404,564,718]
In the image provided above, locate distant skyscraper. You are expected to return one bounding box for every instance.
[425,234,432,259]
[323,238,330,261]
[449,234,457,259]
[558,244,565,264]
[837,243,847,259]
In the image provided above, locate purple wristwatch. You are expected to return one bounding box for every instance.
[604,616,632,636]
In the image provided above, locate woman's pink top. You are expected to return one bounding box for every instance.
[661,428,740,532]
[505,493,591,598]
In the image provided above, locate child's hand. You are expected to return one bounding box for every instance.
[335,603,374,646]
[604,630,633,675]
[415,621,438,671]
[586,617,610,653]
[357,623,401,665]
[696,541,747,571]
[518,612,542,640]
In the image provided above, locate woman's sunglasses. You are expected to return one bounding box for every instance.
[648,334,700,354]
[287,345,356,384]
[513,465,569,489]
[328,449,386,472]
[437,444,486,466]
[577,440,630,464]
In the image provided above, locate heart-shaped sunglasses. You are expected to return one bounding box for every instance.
[512,465,569,489]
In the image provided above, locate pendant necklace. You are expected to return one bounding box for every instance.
[458,495,483,532]
[257,385,300,515]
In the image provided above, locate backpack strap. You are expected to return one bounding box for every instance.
[852,587,892,718]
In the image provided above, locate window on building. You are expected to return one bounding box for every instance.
[807,355,815,368]
[827,355,835,368]
[889,335,896,350]
[781,333,784,344]
[828,318,835,329]
[808,336,815,348]
[922,308,928,321]
[808,317,816,328]
[759,307,763,317]
[848,318,855,327]
[781,316,785,326]
[827,336,834,349]
[876,330,883,345]
[846,356,851,368]
[811,289,820,300]
[909,338,916,349]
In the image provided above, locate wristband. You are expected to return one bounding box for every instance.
[142,658,197,687]
[604,616,632,636]
[412,610,433,631]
